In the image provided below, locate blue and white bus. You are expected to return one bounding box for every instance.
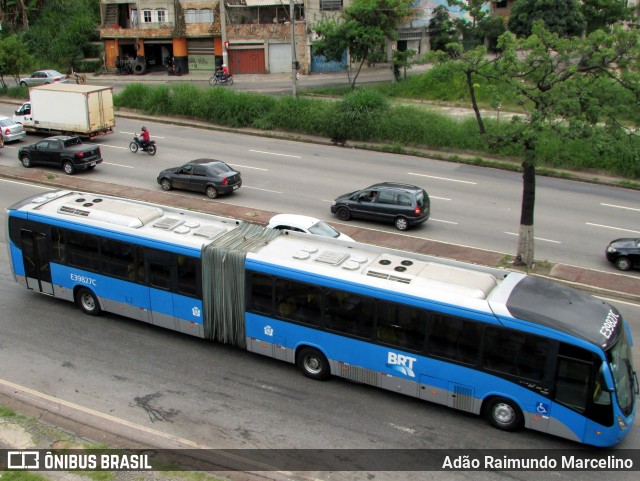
[6,190,637,446]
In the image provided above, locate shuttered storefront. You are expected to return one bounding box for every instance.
[268,43,291,73]
[188,39,216,71]
[228,47,266,74]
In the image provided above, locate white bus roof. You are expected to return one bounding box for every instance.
[12,190,513,312]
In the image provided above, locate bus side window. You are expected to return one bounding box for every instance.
[325,289,373,338]
[176,254,199,297]
[555,357,590,413]
[249,273,273,315]
[427,314,480,365]
[66,230,99,272]
[275,278,321,326]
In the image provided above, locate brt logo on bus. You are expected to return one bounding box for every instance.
[387,352,417,377]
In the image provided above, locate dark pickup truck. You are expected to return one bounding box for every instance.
[18,135,102,175]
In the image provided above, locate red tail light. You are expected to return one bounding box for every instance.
[4,128,10,135]
[414,207,421,216]
[76,152,84,158]
[222,177,228,185]
[54,77,62,82]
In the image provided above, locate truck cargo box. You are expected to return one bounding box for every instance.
[14,84,115,137]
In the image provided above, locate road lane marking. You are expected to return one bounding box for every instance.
[103,162,134,168]
[430,218,458,224]
[504,232,562,244]
[387,423,417,435]
[408,172,477,185]
[586,223,640,235]
[430,196,451,201]
[241,185,282,194]
[600,203,640,213]
[95,143,129,150]
[249,149,301,159]
[232,163,268,171]
[0,179,54,189]
[120,131,165,139]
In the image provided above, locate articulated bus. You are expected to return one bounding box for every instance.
[6,190,637,446]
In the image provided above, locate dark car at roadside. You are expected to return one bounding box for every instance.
[157,159,242,199]
[606,238,640,271]
[331,182,430,231]
[18,136,102,175]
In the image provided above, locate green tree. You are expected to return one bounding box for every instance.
[478,15,506,52]
[0,35,33,87]
[430,23,640,267]
[428,6,458,53]
[447,0,490,27]
[581,0,634,34]
[508,0,586,38]
[21,0,99,70]
[313,0,415,88]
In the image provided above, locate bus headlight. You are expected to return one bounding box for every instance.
[617,415,628,430]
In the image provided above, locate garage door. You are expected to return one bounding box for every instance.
[228,48,265,74]
[268,43,291,73]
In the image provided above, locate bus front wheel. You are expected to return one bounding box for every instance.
[296,347,330,381]
[75,287,101,316]
[485,397,523,431]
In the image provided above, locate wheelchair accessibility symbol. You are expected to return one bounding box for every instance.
[536,402,549,416]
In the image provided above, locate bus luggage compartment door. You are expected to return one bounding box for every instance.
[20,229,54,295]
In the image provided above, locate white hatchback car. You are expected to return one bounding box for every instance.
[267,214,354,242]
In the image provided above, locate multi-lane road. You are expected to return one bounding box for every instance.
[1,110,640,479]
[0,178,639,481]
[0,103,638,275]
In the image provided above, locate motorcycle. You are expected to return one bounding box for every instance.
[129,135,157,156]
[209,71,233,86]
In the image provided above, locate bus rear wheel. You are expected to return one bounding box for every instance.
[485,397,523,431]
[75,287,101,316]
[296,347,330,381]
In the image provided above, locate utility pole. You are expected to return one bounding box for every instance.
[290,0,297,96]
[221,1,228,68]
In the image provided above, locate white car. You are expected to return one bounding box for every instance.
[267,214,354,242]
[0,116,26,142]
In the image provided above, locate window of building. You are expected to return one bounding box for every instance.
[320,0,343,11]
[142,9,152,23]
[185,9,197,23]
[199,8,214,23]
[156,8,167,23]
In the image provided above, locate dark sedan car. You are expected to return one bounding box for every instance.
[157,159,242,199]
[18,136,102,175]
[606,238,640,271]
[331,182,430,231]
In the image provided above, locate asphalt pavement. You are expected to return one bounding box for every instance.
[0,67,639,479]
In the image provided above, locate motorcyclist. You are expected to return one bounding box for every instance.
[217,64,230,81]
[139,126,150,149]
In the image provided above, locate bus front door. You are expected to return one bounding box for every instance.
[20,229,54,295]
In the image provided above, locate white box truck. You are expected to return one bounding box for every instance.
[14,84,115,138]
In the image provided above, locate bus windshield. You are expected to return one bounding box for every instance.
[607,327,636,416]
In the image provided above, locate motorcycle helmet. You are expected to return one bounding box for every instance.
[141,126,147,131]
